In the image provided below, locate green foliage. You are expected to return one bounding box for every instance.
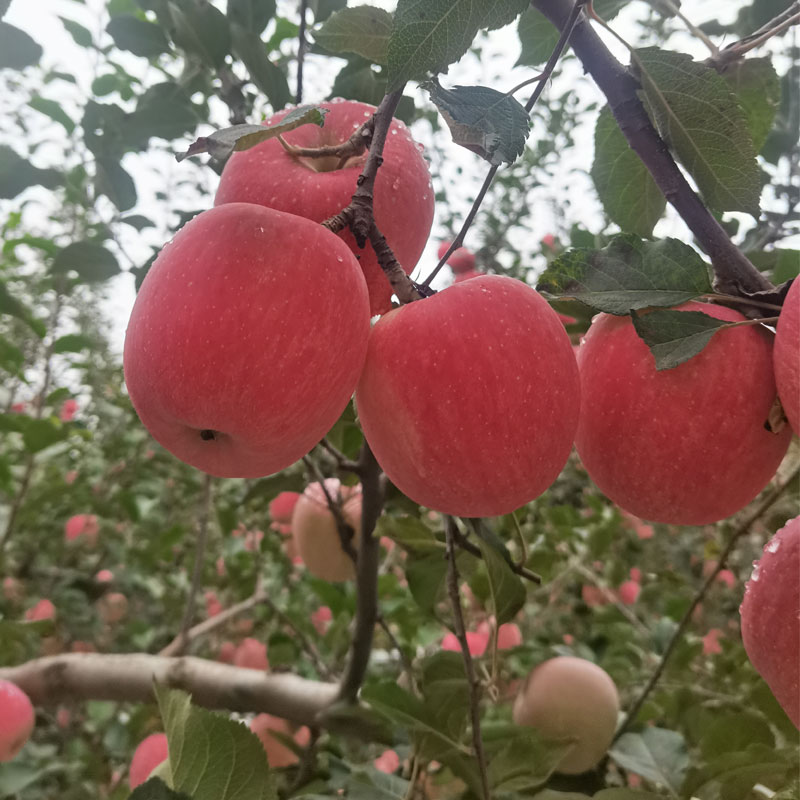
[314,6,393,64]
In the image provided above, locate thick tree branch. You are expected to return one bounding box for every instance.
[533,0,773,297]
[0,654,337,727]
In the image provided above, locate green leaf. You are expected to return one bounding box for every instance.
[387,0,529,91]
[591,105,666,236]
[593,791,665,800]
[231,24,291,110]
[0,764,65,795]
[329,60,416,124]
[700,712,774,760]
[156,686,278,800]
[60,17,93,47]
[168,0,230,69]
[609,728,689,793]
[746,249,800,284]
[377,515,442,553]
[128,82,199,143]
[228,0,276,33]
[107,15,171,57]
[0,22,42,69]
[95,156,137,211]
[22,417,69,453]
[421,652,470,740]
[347,768,411,800]
[516,7,558,67]
[720,57,780,152]
[631,308,730,370]
[53,334,94,354]
[28,96,76,133]
[0,1,9,19]
[476,535,525,625]
[176,105,328,161]
[0,145,61,199]
[315,6,392,65]
[52,241,120,282]
[537,234,713,314]
[120,214,156,230]
[634,47,761,216]
[0,280,46,337]
[0,335,24,375]
[406,552,449,615]
[130,778,193,799]
[424,80,531,166]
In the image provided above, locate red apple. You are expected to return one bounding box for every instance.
[355,275,580,517]
[233,637,269,671]
[25,598,55,622]
[441,631,489,656]
[453,269,484,283]
[129,733,168,788]
[249,714,308,768]
[703,628,723,655]
[218,641,236,663]
[740,514,799,728]
[512,656,619,774]
[774,277,799,433]
[311,605,332,634]
[617,580,640,605]
[575,303,792,525]
[374,749,401,774]
[95,569,114,583]
[269,492,300,525]
[437,240,476,274]
[123,203,370,479]
[64,513,99,546]
[0,680,34,762]
[59,398,78,422]
[292,479,362,582]
[215,101,434,316]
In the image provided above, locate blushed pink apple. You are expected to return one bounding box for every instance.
[774,277,799,433]
[441,631,489,657]
[0,679,35,762]
[374,749,401,774]
[205,590,222,618]
[356,275,580,517]
[218,641,236,663]
[59,398,78,422]
[95,569,113,583]
[437,240,476,274]
[123,204,370,479]
[629,567,642,583]
[618,580,640,605]
[311,605,332,635]
[64,514,99,546]
[216,101,434,316]
[716,569,735,589]
[269,492,300,525]
[97,592,128,624]
[292,479,362,582]
[740,514,799,728]
[129,733,168,788]
[703,628,723,655]
[25,598,55,622]
[575,303,792,524]
[233,637,269,671]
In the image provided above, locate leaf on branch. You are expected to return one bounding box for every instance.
[106,15,171,58]
[634,47,761,217]
[176,106,328,161]
[52,242,120,283]
[0,280,46,337]
[386,0,529,91]
[424,80,531,165]
[631,308,731,370]
[591,105,666,236]
[473,526,526,624]
[0,145,61,200]
[537,234,713,314]
[609,728,689,795]
[95,156,137,212]
[0,22,42,69]
[719,57,781,154]
[314,6,393,65]
[421,653,470,741]
[155,685,278,800]
[28,96,75,133]
[53,334,94,354]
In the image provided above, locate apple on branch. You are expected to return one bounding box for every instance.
[216,100,434,316]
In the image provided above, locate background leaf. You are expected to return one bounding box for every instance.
[0,22,42,68]
[315,6,392,65]
[609,728,688,793]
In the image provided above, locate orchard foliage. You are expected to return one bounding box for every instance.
[0,0,799,799]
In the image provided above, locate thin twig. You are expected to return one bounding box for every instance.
[317,438,361,474]
[288,726,321,793]
[616,465,800,738]
[444,517,490,800]
[420,0,587,289]
[644,0,719,56]
[376,613,416,689]
[712,2,800,66]
[452,522,541,584]
[172,474,214,656]
[296,0,308,104]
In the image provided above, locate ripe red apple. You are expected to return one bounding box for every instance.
[292,479,362,581]
[250,714,309,768]
[25,598,55,622]
[575,303,792,525]
[441,631,489,656]
[774,277,799,433]
[740,514,799,728]
[269,492,300,525]
[437,240,476,274]
[233,637,269,671]
[0,680,34,762]
[374,749,401,774]
[64,514,99,546]
[215,101,434,316]
[129,732,168,788]
[123,203,370,478]
[617,580,640,605]
[512,656,619,774]
[355,275,580,517]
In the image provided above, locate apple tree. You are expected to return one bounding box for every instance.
[0,0,798,798]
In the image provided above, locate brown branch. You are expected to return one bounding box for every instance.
[337,442,385,703]
[532,0,774,297]
[317,438,361,474]
[444,517,490,800]
[421,0,587,289]
[616,464,800,738]
[296,0,308,105]
[0,654,337,727]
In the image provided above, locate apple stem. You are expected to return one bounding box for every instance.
[276,120,374,163]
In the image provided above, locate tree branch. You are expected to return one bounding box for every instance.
[453,522,541,584]
[712,2,800,66]
[0,654,337,727]
[296,0,308,105]
[615,464,800,738]
[532,0,774,297]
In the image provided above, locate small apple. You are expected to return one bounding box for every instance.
[617,580,640,605]
[205,590,222,618]
[129,732,168,788]
[311,605,332,635]
[513,656,619,774]
[291,479,362,582]
[97,592,128,624]
[123,203,370,479]
[249,714,309,768]
[218,641,236,663]
[355,275,580,517]
[441,631,489,657]
[575,303,792,524]
[437,240,476,274]
[0,679,35,762]
[64,514,99,546]
[216,101,434,316]
[374,749,401,774]
[703,628,723,655]
[233,637,269,671]
[95,569,113,583]
[774,277,799,433]
[59,398,77,422]
[25,598,55,622]
[740,514,799,728]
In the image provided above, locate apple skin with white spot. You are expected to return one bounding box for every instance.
[215,100,435,316]
[740,514,799,729]
[124,203,370,479]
